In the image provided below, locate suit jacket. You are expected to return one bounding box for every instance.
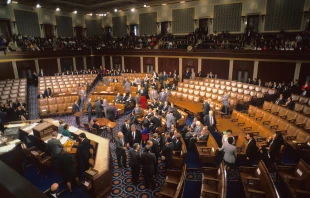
[86,102,92,113]
[218,142,237,163]
[166,113,176,128]
[115,137,126,155]
[173,109,181,121]
[194,125,203,136]
[162,142,174,168]
[286,101,295,110]
[222,94,229,106]
[128,148,140,167]
[133,107,142,115]
[150,138,160,154]
[246,139,258,160]
[127,130,142,147]
[142,118,151,129]
[173,139,182,151]
[204,115,217,129]
[44,89,52,97]
[121,123,131,138]
[37,94,45,99]
[106,106,115,121]
[203,102,210,116]
[151,116,161,128]
[140,151,156,173]
[159,92,167,102]
[124,82,131,92]
[78,138,91,161]
[274,97,285,105]
[94,101,102,113]
[47,138,63,158]
[72,103,80,114]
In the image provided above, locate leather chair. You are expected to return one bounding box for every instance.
[56,97,64,104]
[47,98,56,105]
[225,81,231,86]
[57,104,66,115]
[39,99,48,106]
[183,83,189,88]
[182,88,188,93]
[294,103,304,113]
[237,83,242,88]
[206,87,212,92]
[291,94,300,102]
[278,107,289,119]
[209,83,215,88]
[64,96,72,103]
[212,88,218,94]
[220,85,226,90]
[232,87,238,92]
[188,89,194,95]
[31,150,52,177]
[200,86,206,91]
[39,105,49,117]
[302,106,310,116]
[215,84,220,89]
[177,87,183,92]
[48,104,58,116]
[294,114,308,128]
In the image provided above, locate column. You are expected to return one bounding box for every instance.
[140,57,143,73]
[57,58,61,73]
[110,56,113,70]
[121,56,125,71]
[35,59,40,74]
[102,56,105,67]
[73,57,77,71]
[228,60,234,80]
[155,57,158,73]
[83,57,87,70]
[294,62,301,81]
[12,61,19,79]
[198,58,202,72]
[253,60,259,79]
[179,58,182,82]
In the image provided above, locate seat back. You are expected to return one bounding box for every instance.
[291,94,300,101]
[298,96,309,104]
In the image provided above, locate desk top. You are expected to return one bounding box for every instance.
[216,119,245,137]
[96,118,117,128]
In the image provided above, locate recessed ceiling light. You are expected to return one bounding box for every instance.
[73,10,77,14]
[36,4,41,8]
[144,4,146,7]
[114,9,117,12]
[162,3,167,5]
[104,14,107,16]
[180,1,185,3]
[87,13,92,16]
[7,0,11,4]
[131,8,135,12]
[56,8,60,12]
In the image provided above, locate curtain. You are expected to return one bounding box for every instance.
[44,24,54,39]
[14,10,40,36]
[56,15,73,37]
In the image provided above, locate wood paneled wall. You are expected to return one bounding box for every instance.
[257,61,295,83]
[86,56,102,69]
[112,56,122,70]
[75,57,84,71]
[0,62,15,80]
[38,59,58,76]
[182,58,198,77]
[201,59,229,79]
[143,57,155,73]
[232,60,254,81]
[16,60,36,79]
[104,56,111,70]
[60,57,73,72]
[124,57,140,72]
[158,58,179,73]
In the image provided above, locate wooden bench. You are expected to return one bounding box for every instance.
[195,133,219,166]
[239,160,279,198]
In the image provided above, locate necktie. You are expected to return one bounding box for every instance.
[121,139,124,146]
[210,116,213,125]
[132,132,135,140]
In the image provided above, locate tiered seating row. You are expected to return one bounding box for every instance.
[292,93,310,106]
[38,96,79,117]
[0,78,27,103]
[195,131,220,166]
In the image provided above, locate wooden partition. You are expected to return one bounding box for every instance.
[0,62,15,80]
[75,57,84,71]
[233,60,254,81]
[158,57,179,73]
[60,57,73,72]
[258,61,295,83]
[38,59,58,76]
[143,57,155,73]
[124,57,140,72]
[182,58,198,75]
[201,59,229,79]
[16,60,36,79]
[86,56,102,69]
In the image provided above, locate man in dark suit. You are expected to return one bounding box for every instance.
[121,119,131,142]
[130,104,142,124]
[203,110,217,133]
[203,101,211,117]
[260,133,283,168]
[106,103,115,122]
[86,98,92,123]
[148,133,160,175]
[140,145,156,189]
[173,134,182,151]
[72,100,80,127]
[282,97,294,110]
[246,133,258,166]
[37,91,45,99]
[77,133,91,171]
[150,113,161,132]
[115,132,127,169]
[94,98,102,118]
[47,183,59,198]
[162,137,174,170]
[47,132,63,159]
[44,88,53,98]
[128,143,140,185]
[142,115,151,129]
[274,94,285,105]
[127,125,142,148]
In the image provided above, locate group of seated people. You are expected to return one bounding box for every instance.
[0,99,28,123]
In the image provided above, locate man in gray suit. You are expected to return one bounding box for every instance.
[218,136,237,169]
[193,121,203,136]
[86,98,92,123]
[102,96,107,118]
[130,104,142,124]
[47,132,63,159]
[149,88,158,101]
[124,80,131,93]
[94,98,102,118]
[222,92,229,115]
[115,132,127,168]
[166,111,176,130]
[158,89,167,102]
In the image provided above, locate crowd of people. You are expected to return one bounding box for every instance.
[0,99,28,124]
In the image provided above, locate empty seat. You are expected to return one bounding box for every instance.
[299,96,309,104]
[47,98,56,105]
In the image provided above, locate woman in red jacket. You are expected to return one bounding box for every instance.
[139,95,147,109]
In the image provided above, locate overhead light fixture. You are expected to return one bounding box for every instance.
[114,9,117,12]
[87,13,92,16]
[144,4,146,7]
[162,3,167,6]
[104,14,107,16]
[131,8,135,12]
[56,8,60,12]
[73,10,77,14]
[180,1,185,3]
[7,0,11,4]
[36,4,41,8]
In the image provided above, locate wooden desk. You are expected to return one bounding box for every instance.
[96,118,117,142]
[216,119,245,138]
[19,119,112,197]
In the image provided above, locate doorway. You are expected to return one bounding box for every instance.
[161,22,168,35]
[44,24,54,39]
[146,65,154,73]
[246,15,259,36]
[237,71,249,83]
[130,24,138,36]
[75,27,84,39]
[199,18,209,33]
